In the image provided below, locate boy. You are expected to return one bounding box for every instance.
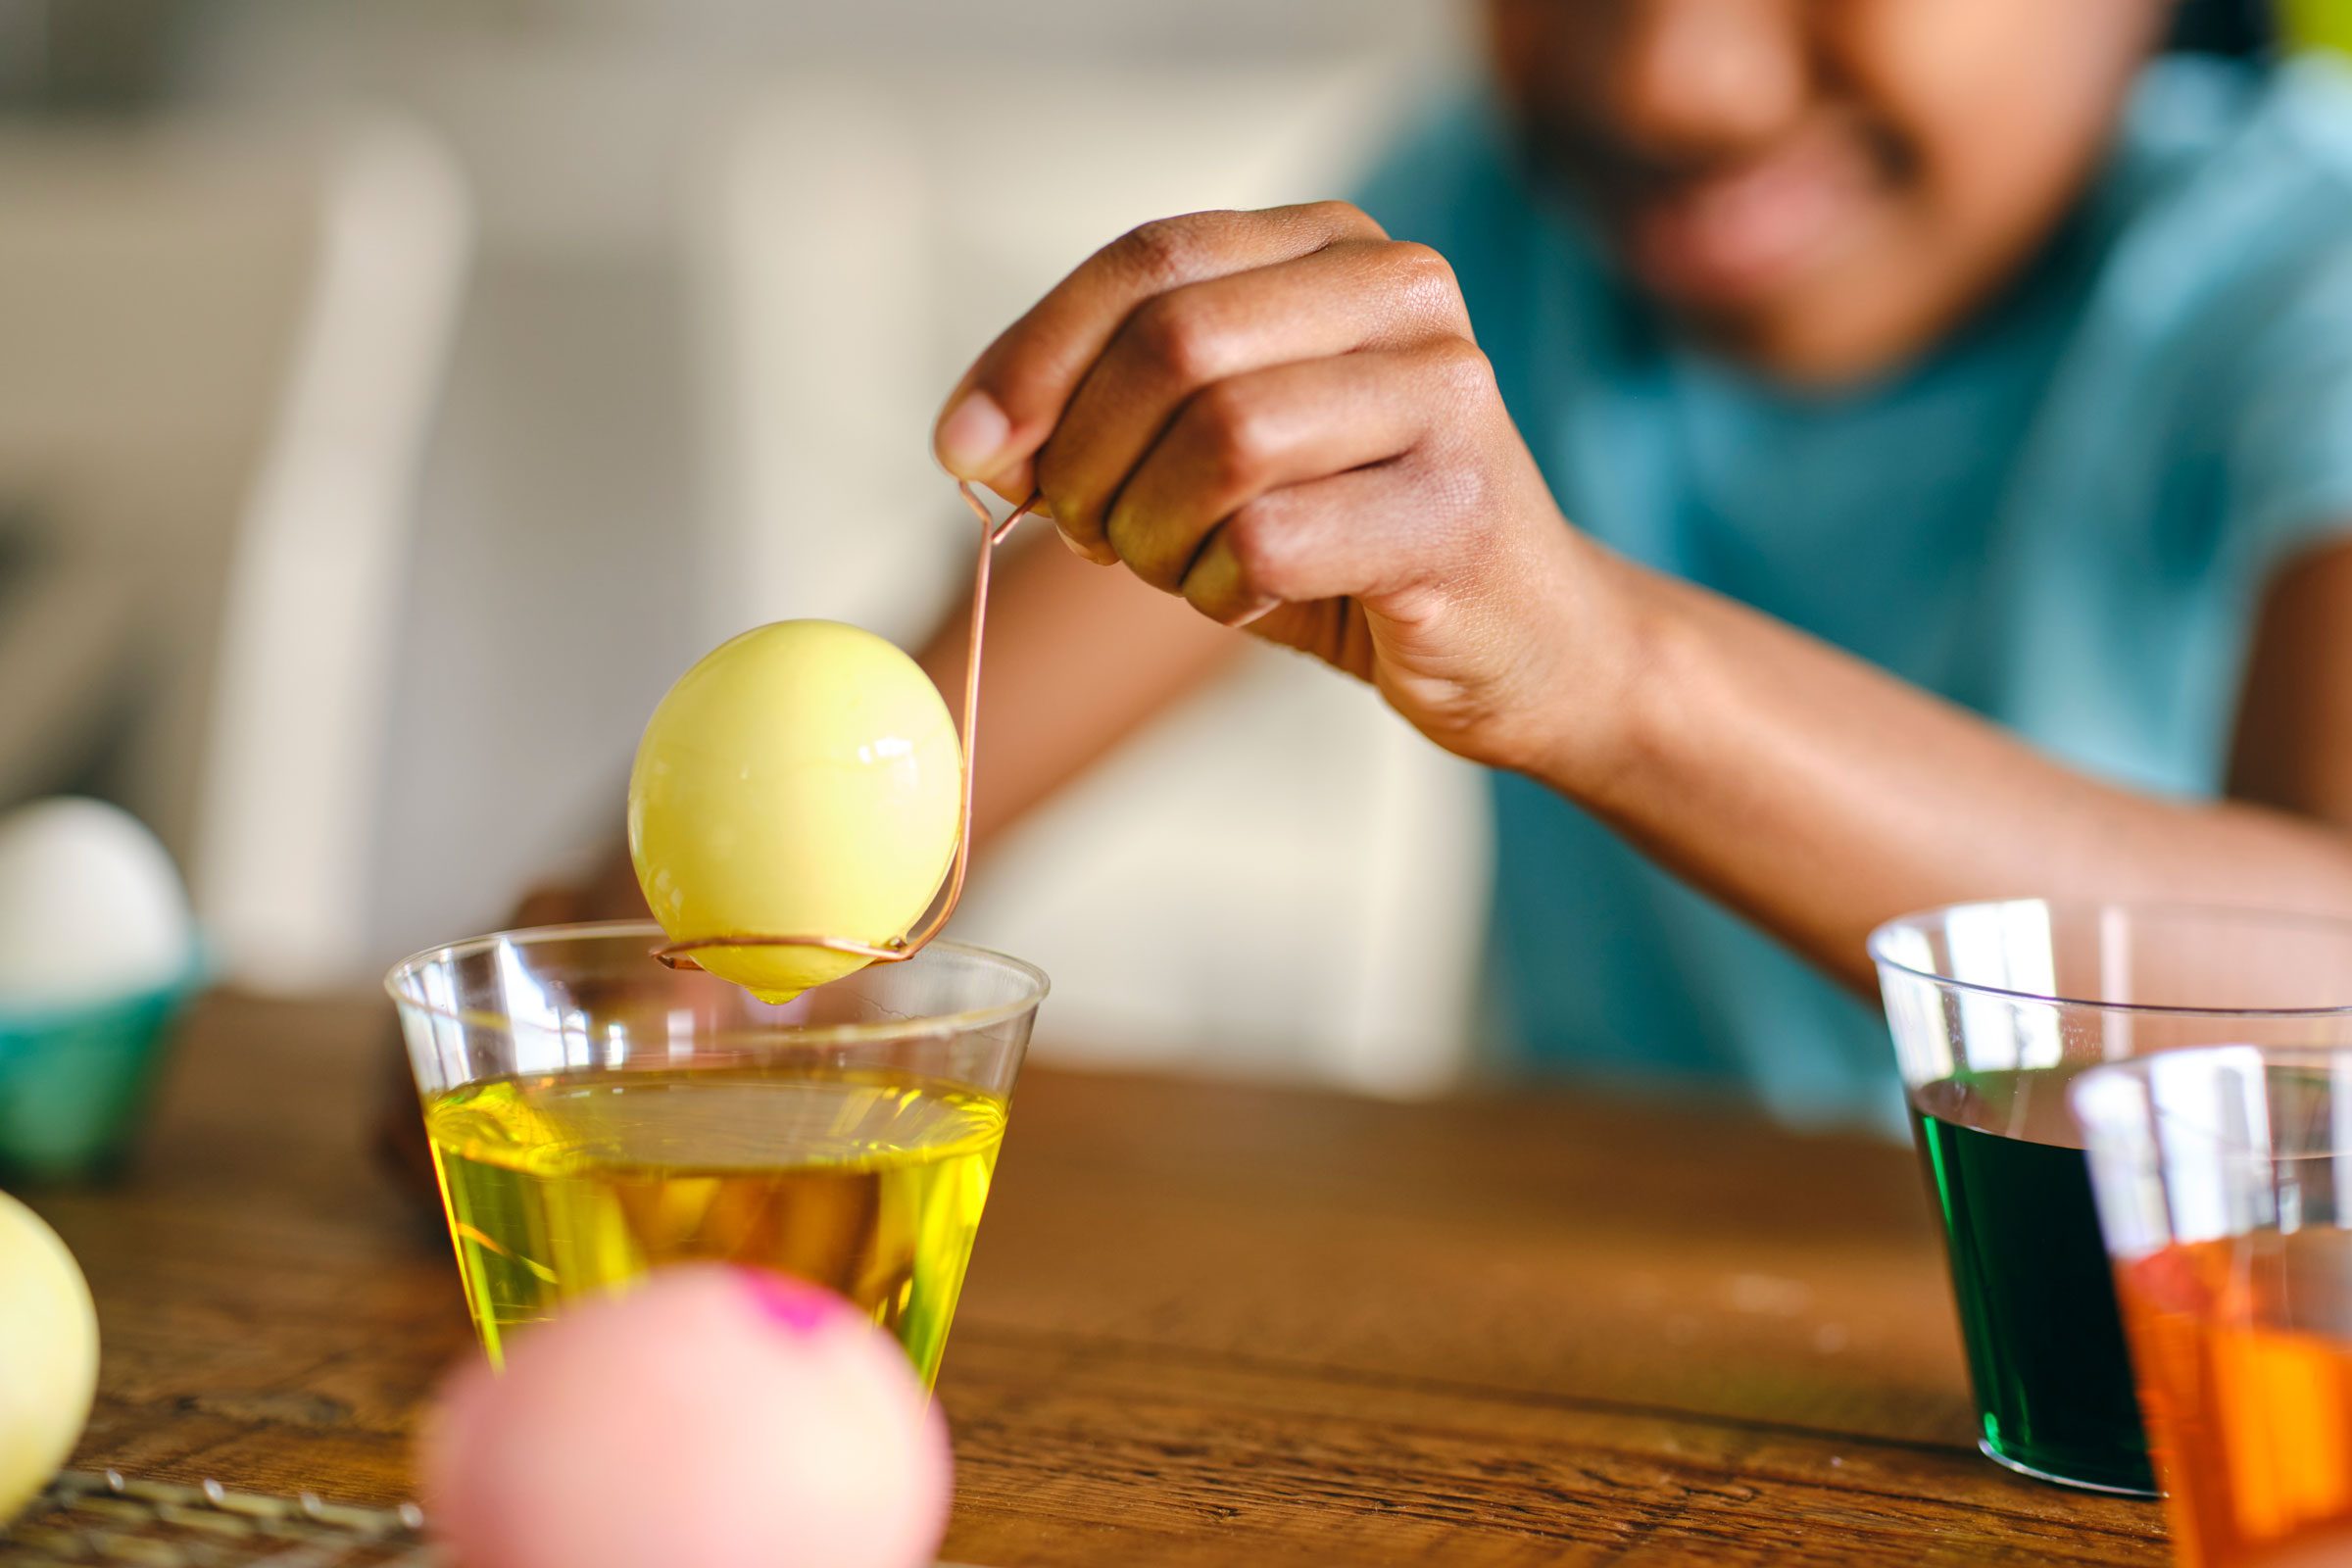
[920,0,2352,1129]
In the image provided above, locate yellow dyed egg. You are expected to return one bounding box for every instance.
[628,620,961,1002]
[0,1192,99,1525]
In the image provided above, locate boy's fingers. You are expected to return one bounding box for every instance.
[1180,466,1420,628]
[932,202,1386,502]
[1038,239,1471,559]
[1176,337,1500,626]
[1100,347,1447,593]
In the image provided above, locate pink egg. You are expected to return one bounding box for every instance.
[422,1267,952,1568]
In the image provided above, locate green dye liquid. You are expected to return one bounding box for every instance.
[1911,1070,2155,1494]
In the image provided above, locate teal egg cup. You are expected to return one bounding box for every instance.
[0,958,203,1185]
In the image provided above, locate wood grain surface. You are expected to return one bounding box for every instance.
[23,995,2172,1565]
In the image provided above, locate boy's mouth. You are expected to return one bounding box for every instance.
[1600,122,1885,312]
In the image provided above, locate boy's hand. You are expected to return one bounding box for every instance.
[933,202,1630,777]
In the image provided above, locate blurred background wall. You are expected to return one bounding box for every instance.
[0,0,1490,1092]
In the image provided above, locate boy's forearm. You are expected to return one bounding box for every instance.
[1528,556,2352,994]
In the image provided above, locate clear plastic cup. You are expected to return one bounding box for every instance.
[2075,1047,2352,1566]
[1870,900,2352,1494]
[386,921,1047,1385]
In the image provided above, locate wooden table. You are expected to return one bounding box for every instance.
[24,995,2173,1566]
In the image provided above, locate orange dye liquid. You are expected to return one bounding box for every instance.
[2116,1230,2352,1568]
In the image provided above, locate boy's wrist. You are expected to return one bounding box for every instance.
[1500,543,1693,817]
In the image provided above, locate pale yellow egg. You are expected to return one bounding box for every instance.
[0,1191,99,1525]
[628,620,962,1002]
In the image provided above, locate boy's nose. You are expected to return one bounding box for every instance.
[1603,0,1809,166]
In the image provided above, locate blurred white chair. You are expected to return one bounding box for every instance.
[0,109,467,989]
[689,60,1488,1094]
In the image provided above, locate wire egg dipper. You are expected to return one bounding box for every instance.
[643,482,1039,987]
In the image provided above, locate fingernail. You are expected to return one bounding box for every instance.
[735,1266,838,1334]
[936,390,1011,480]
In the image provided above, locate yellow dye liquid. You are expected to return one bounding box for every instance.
[422,1066,1004,1386]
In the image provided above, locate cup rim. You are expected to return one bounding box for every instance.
[2069,1042,2352,1153]
[1866,898,2352,1018]
[2077,1041,2349,1083]
[383,920,1051,1045]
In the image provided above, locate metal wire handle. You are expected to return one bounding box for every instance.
[2,1469,429,1565]
[653,482,1040,973]
[1,1466,997,1567]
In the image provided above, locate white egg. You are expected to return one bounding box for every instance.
[0,1191,99,1525]
[0,799,194,1010]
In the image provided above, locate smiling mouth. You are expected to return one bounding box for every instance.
[1598,124,1885,310]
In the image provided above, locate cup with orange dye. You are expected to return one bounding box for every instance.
[2074,1047,2352,1567]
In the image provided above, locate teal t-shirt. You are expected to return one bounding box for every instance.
[1354,55,2352,1133]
